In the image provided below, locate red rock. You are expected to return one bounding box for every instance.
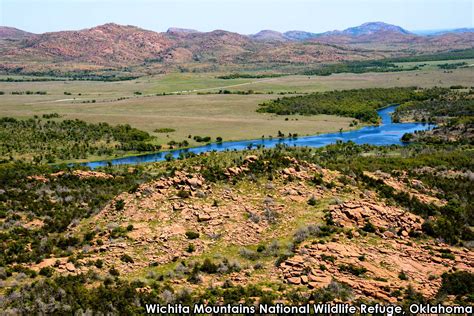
[301,275,308,284]
[187,177,202,188]
[197,213,211,222]
[287,277,301,285]
[308,274,319,282]
[244,155,258,163]
[65,263,75,272]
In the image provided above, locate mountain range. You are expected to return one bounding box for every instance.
[0,22,472,74]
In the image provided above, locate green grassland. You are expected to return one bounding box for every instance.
[0,66,472,153]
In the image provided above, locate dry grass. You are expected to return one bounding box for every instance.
[0,93,354,146]
[0,67,472,146]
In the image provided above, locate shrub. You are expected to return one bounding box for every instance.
[115,199,125,211]
[293,227,309,243]
[401,133,414,142]
[438,271,474,296]
[398,270,409,280]
[200,258,218,274]
[253,262,264,270]
[120,254,134,263]
[154,128,176,133]
[310,280,353,302]
[275,253,291,266]
[320,254,336,263]
[186,244,195,253]
[307,195,318,206]
[440,253,455,260]
[185,231,200,239]
[362,221,377,233]
[39,266,55,277]
[239,248,259,261]
[177,190,190,198]
[338,263,367,276]
[109,267,120,276]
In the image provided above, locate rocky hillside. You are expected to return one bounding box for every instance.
[2,142,472,314]
[0,26,34,39]
[1,22,473,73]
[47,156,469,303]
[4,23,173,65]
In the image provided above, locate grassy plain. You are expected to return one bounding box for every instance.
[0,66,472,148]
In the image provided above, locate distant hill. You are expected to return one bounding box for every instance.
[166,27,200,35]
[0,23,378,69]
[0,22,473,74]
[312,22,416,44]
[429,28,474,36]
[283,30,320,41]
[0,26,34,39]
[412,28,474,36]
[3,23,173,65]
[338,22,411,36]
[250,30,288,42]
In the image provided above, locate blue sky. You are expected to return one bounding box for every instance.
[1,0,472,34]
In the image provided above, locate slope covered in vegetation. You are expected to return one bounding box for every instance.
[0,116,161,163]
[257,87,450,123]
[1,141,473,313]
[395,88,474,144]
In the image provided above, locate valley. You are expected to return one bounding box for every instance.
[0,66,472,164]
[0,17,473,315]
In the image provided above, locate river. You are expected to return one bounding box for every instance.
[85,105,433,168]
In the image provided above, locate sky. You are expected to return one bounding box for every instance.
[1,0,472,34]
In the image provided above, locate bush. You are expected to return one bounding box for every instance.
[239,248,259,261]
[39,266,55,277]
[401,133,414,142]
[115,199,125,211]
[109,267,120,276]
[200,258,218,274]
[338,263,367,276]
[185,231,200,239]
[320,254,336,263]
[186,244,195,253]
[120,254,134,263]
[398,270,409,280]
[362,221,377,233]
[310,280,353,302]
[193,136,211,143]
[307,195,318,206]
[154,128,176,133]
[177,190,190,198]
[438,271,474,296]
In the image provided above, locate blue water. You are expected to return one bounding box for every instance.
[85,106,433,168]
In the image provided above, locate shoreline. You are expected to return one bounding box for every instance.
[55,121,370,167]
[83,106,422,169]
